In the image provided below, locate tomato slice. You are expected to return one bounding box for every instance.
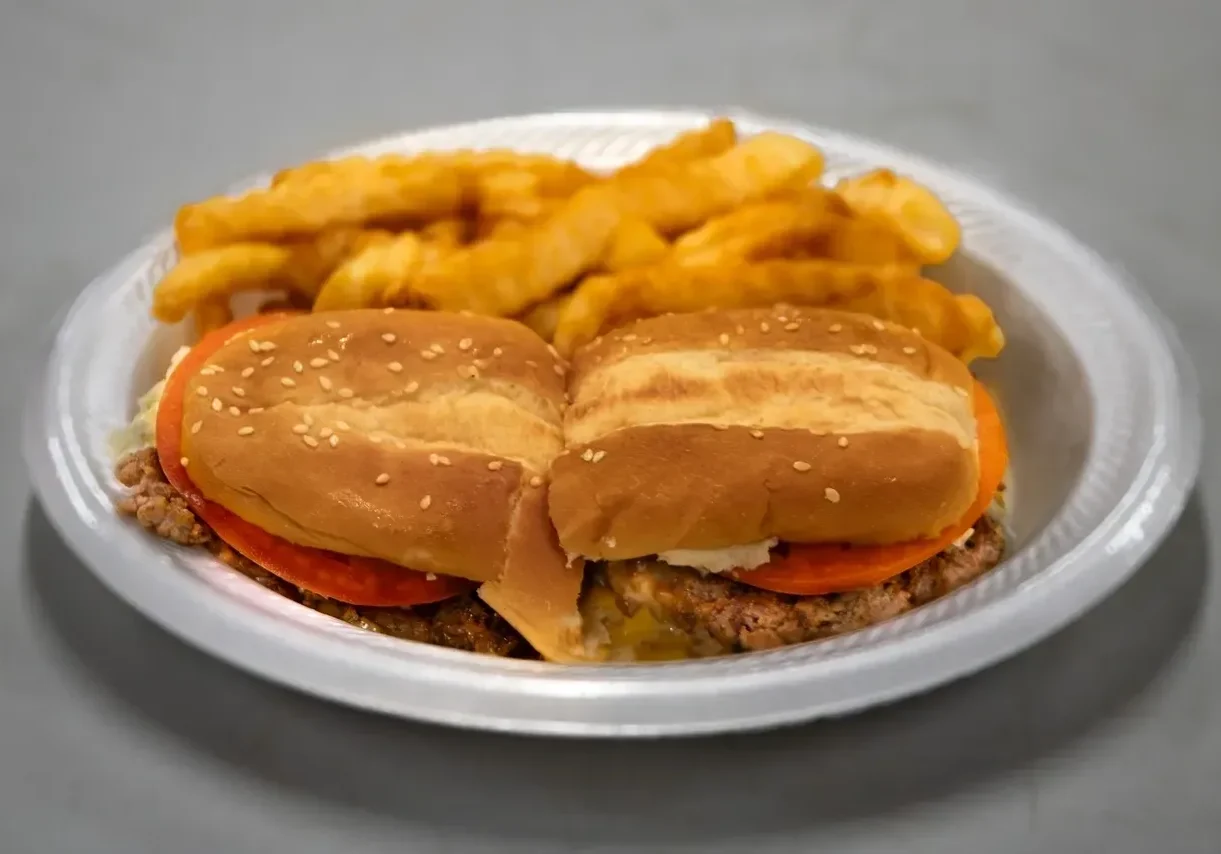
[732,381,1008,595]
[155,313,476,606]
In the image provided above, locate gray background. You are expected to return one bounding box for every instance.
[3,1,1218,851]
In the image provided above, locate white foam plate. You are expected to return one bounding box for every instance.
[24,109,1202,736]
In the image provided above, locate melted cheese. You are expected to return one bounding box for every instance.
[657,538,778,574]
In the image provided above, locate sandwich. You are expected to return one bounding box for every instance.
[548,306,1008,660]
[115,308,587,661]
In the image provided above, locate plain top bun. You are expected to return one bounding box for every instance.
[549,307,980,560]
[179,309,570,587]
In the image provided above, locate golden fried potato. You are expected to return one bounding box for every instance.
[193,296,234,336]
[610,132,825,235]
[419,217,469,248]
[600,218,670,272]
[518,292,574,342]
[670,191,835,266]
[154,244,299,323]
[821,214,919,266]
[615,118,737,176]
[401,184,625,316]
[152,229,391,322]
[552,260,1003,363]
[316,231,431,311]
[175,161,465,253]
[834,169,960,264]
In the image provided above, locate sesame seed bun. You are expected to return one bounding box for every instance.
[549,307,980,560]
[177,310,580,629]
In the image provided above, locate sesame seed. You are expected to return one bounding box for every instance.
[792,461,812,472]
[492,347,503,357]
[719,333,730,345]
[873,320,886,331]
[430,343,444,354]
[248,340,261,353]
[327,349,340,361]
[591,450,606,463]
[458,338,472,351]
[419,494,432,509]
[383,307,395,315]
[473,358,489,369]
[457,365,478,379]
[375,473,391,485]
[604,536,617,549]
[196,386,208,397]
[258,341,276,352]
[319,427,333,439]
[190,421,202,434]
[382,333,396,344]
[334,420,350,431]
[326,320,341,329]
[526,359,538,368]
[309,357,329,368]
[328,434,339,447]
[211,398,223,412]
[338,388,354,398]
[552,363,564,376]
[529,475,543,488]
[293,360,304,374]
[829,324,843,333]
[249,407,265,414]
[622,334,638,342]
[241,366,255,378]
[199,367,216,377]
[303,413,314,426]
[425,573,437,581]
[903,346,917,355]
[546,344,560,358]
[750,429,765,439]
[777,315,789,323]
[404,381,419,394]
[292,424,309,435]
[261,356,275,367]
[388,361,403,372]
[824,487,841,503]
[862,344,878,355]
[713,424,729,430]
[487,460,503,471]
[280,377,296,388]
[581,448,595,462]
[420,350,437,360]
[760,322,770,332]
[237,426,255,436]
[849,345,866,355]
[232,386,245,397]
[228,406,241,417]
[784,322,800,331]
[180,457,189,467]
[838,436,849,448]
[912,327,923,337]
[302,435,319,448]
[318,376,333,390]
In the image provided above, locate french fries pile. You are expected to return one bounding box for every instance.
[154,119,1003,363]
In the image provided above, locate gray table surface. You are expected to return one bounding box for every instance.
[3,2,1219,852]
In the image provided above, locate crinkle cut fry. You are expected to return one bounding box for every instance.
[552,259,1005,362]
[370,132,824,317]
[175,160,466,253]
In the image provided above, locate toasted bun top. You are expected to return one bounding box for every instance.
[178,309,570,586]
[549,307,980,559]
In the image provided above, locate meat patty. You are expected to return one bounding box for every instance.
[114,448,533,658]
[595,515,1005,655]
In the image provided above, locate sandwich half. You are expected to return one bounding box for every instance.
[548,306,1008,659]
